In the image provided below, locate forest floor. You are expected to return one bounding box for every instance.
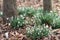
[0,0,60,40]
[0,23,60,40]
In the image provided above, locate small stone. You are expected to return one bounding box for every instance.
[5,32,9,39]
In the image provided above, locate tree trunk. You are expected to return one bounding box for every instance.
[3,0,17,23]
[0,0,2,11]
[43,0,52,12]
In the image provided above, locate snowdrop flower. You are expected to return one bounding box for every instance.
[8,23,11,26]
[46,25,49,28]
[50,11,53,13]
[0,12,3,15]
[6,18,9,20]
[17,17,19,20]
[18,21,20,23]
[20,15,23,17]
[11,16,13,20]
[38,32,40,35]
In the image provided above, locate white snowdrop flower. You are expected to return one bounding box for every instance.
[32,30,34,32]
[46,25,49,28]
[50,11,53,13]
[20,15,23,17]
[38,33,40,35]
[8,23,10,26]
[39,31,41,33]
[31,19,33,21]
[23,22,24,24]
[26,27,30,31]
[27,31,30,33]
[24,14,26,16]
[6,18,9,20]
[0,12,3,15]
[17,18,19,20]
[11,16,13,20]
[18,21,20,23]
[31,28,34,32]
[5,32,9,39]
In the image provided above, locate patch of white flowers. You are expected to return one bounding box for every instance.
[26,25,51,39]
